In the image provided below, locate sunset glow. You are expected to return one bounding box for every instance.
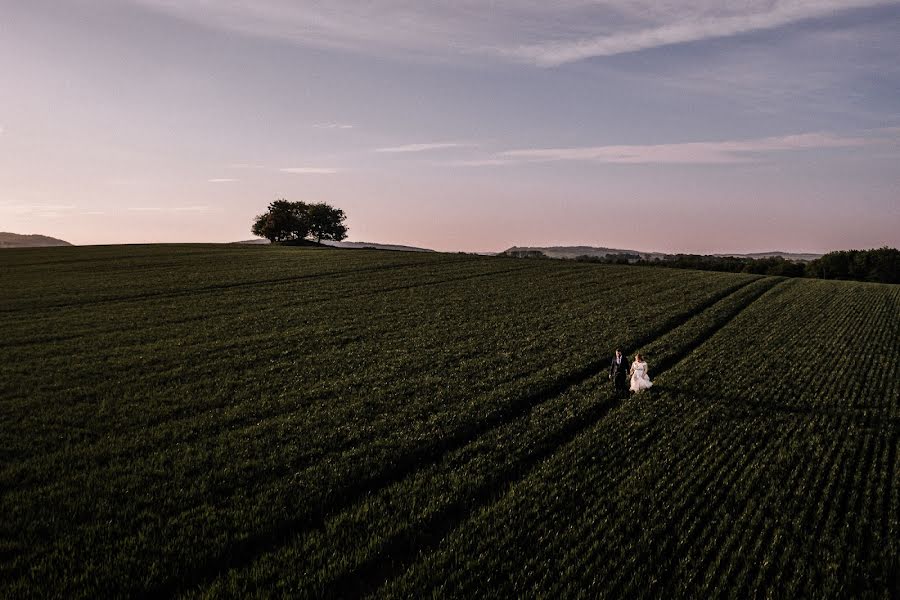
[2,1,898,252]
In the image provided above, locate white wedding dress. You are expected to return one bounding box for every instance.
[630,361,653,392]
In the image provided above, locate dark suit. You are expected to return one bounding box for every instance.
[609,354,630,396]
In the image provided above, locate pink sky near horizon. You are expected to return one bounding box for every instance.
[2,148,897,254]
[1,1,899,254]
[8,171,893,255]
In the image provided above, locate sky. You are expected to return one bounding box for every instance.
[1,0,899,253]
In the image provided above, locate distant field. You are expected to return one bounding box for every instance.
[1,244,897,598]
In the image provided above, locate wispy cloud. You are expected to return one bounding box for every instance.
[208,178,239,183]
[127,1,891,66]
[279,167,340,174]
[504,1,890,66]
[313,123,355,129]
[127,206,209,212]
[376,142,472,153]
[438,158,518,168]
[484,131,886,165]
[227,163,267,169]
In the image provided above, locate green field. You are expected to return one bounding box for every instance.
[1,244,897,598]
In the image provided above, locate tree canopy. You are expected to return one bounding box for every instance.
[252,200,348,244]
[806,247,899,284]
[540,247,899,284]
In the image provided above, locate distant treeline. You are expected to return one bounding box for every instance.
[568,247,899,284]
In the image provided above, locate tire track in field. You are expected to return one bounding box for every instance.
[0,265,547,497]
[339,278,787,599]
[0,256,483,314]
[140,276,772,599]
[0,262,538,350]
[648,278,789,377]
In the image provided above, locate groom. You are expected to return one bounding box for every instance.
[609,348,630,398]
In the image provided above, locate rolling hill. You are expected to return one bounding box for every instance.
[503,245,665,259]
[716,251,823,261]
[1,244,896,598]
[0,232,72,248]
[504,245,822,261]
[233,238,434,252]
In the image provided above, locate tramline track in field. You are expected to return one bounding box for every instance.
[180,278,783,598]
[2,252,764,599]
[0,255,484,314]
[374,279,898,598]
[0,260,540,349]
[0,263,669,490]
[5,245,899,599]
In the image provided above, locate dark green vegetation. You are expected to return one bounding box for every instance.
[532,246,900,283]
[806,247,900,284]
[1,245,897,598]
[251,200,348,244]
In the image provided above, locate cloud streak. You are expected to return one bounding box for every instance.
[127,1,891,66]
[313,123,354,129]
[375,142,472,153]
[279,167,340,174]
[491,131,886,165]
[227,163,267,169]
[439,158,518,168]
[208,178,239,183]
[127,206,209,212]
[504,1,890,66]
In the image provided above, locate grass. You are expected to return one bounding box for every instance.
[1,244,896,598]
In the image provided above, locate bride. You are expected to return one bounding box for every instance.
[629,353,653,393]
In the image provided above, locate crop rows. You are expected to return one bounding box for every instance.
[639,276,784,373]
[372,275,898,598]
[3,246,895,598]
[0,245,470,312]
[0,245,760,598]
[377,407,896,598]
[660,278,900,413]
[169,266,778,598]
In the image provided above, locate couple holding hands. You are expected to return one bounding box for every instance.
[609,348,653,397]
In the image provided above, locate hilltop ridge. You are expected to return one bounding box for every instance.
[503,245,821,261]
[233,238,434,252]
[0,232,73,248]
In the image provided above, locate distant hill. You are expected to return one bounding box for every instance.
[233,239,435,252]
[715,251,822,261]
[503,246,821,262]
[0,232,73,248]
[502,246,668,260]
[324,241,435,252]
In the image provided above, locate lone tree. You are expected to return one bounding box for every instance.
[251,200,348,244]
